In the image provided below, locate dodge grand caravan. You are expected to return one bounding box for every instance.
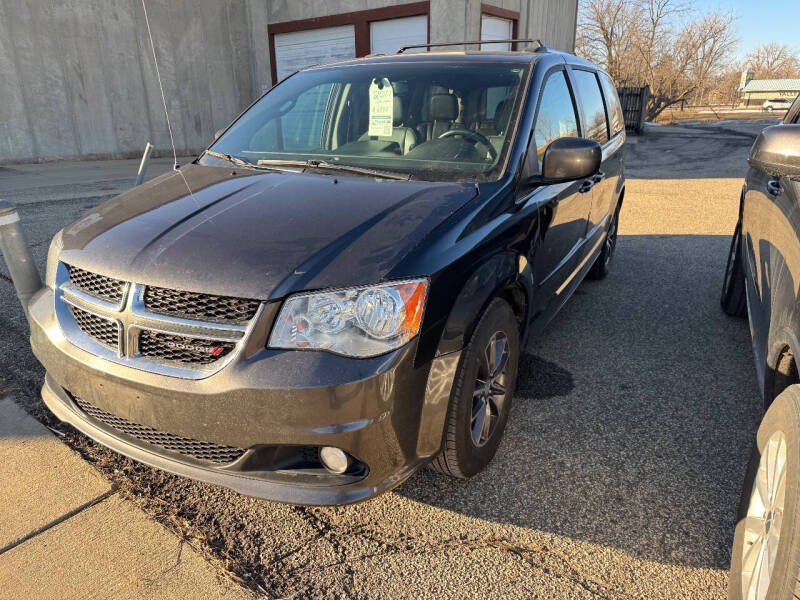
[30,44,626,505]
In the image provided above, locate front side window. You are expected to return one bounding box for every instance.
[533,70,579,167]
[571,69,609,144]
[205,61,530,182]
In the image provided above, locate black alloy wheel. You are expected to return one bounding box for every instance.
[471,331,510,447]
[430,298,519,479]
[589,205,620,280]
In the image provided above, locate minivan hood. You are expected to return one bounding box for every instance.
[59,164,477,299]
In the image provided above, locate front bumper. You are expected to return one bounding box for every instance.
[29,287,460,505]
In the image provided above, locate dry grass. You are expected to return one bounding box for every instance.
[655,107,777,124]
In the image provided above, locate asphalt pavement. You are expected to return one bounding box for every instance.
[0,121,781,599]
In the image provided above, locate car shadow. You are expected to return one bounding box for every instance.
[397,234,763,570]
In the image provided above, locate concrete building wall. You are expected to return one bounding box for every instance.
[0,0,577,163]
[0,0,255,163]
[523,0,578,52]
[268,0,412,23]
[429,0,576,53]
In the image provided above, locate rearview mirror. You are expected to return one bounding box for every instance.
[539,137,602,184]
[749,125,800,179]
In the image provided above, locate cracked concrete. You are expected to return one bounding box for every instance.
[0,398,252,600]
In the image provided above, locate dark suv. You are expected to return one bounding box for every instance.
[722,94,800,597]
[30,45,626,505]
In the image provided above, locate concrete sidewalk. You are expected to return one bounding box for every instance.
[0,398,252,600]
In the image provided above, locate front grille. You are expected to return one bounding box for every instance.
[67,265,126,304]
[73,396,246,464]
[143,286,260,325]
[69,305,120,349]
[138,330,235,365]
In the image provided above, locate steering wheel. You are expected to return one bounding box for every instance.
[438,128,498,161]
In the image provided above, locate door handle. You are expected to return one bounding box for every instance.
[579,180,594,194]
[767,180,783,197]
[592,172,606,183]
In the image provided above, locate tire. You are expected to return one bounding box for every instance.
[588,203,620,280]
[721,220,747,317]
[430,298,520,479]
[730,385,800,600]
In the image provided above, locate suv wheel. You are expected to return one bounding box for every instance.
[430,298,519,479]
[730,385,800,600]
[588,204,620,280]
[721,220,747,317]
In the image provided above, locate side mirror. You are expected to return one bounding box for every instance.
[214,128,225,141]
[540,137,602,183]
[749,125,800,179]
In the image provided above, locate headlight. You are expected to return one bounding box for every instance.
[269,279,428,358]
[45,229,64,289]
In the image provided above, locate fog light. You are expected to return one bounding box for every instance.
[320,446,350,474]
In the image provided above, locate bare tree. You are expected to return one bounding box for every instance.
[744,43,800,79]
[576,0,737,120]
[576,0,637,82]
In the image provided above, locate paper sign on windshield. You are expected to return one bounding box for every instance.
[368,78,394,137]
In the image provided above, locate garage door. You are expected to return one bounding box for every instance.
[370,15,428,55]
[273,25,355,81]
[481,15,513,51]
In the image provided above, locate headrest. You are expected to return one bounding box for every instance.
[429,93,458,121]
[494,97,513,134]
[393,96,405,126]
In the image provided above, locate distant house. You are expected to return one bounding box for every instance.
[739,76,800,108]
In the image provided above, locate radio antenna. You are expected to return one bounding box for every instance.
[141,0,179,171]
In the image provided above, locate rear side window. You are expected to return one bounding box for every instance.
[486,86,512,120]
[532,70,579,167]
[598,72,625,136]
[571,69,609,144]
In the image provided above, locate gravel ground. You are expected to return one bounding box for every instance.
[0,121,781,599]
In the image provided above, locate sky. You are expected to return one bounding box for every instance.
[724,0,798,60]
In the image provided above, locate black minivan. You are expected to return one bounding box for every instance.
[31,44,626,504]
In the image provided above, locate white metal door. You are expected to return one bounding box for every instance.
[480,15,513,51]
[370,15,428,55]
[274,25,356,81]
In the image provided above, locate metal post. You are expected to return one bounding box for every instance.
[0,200,43,318]
[135,142,154,186]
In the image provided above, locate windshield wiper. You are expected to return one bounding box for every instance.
[205,150,285,173]
[256,158,412,181]
[204,150,255,168]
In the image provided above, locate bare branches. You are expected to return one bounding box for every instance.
[577,0,738,119]
[744,43,800,79]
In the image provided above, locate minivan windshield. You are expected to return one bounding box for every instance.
[205,61,530,182]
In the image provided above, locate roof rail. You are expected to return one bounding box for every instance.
[397,39,545,53]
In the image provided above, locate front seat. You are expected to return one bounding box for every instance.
[425,92,458,140]
[493,97,514,135]
[359,96,419,155]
